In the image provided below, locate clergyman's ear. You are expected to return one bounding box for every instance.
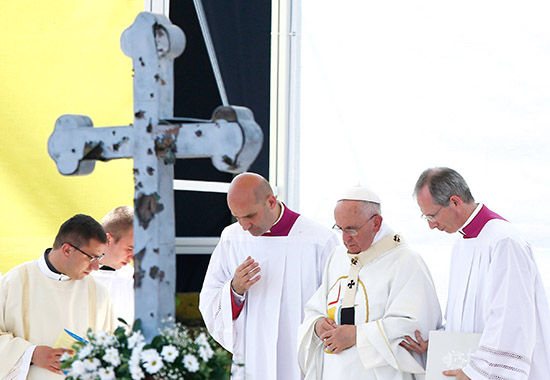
[105,232,113,246]
[372,214,383,233]
[61,243,72,258]
[267,194,278,209]
[449,195,462,207]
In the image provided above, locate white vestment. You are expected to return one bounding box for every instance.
[447,205,550,380]
[298,224,442,380]
[0,256,115,380]
[92,265,134,327]
[199,214,339,380]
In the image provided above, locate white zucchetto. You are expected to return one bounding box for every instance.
[339,186,381,204]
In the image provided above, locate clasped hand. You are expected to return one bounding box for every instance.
[314,318,356,354]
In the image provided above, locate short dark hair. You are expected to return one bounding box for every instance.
[414,167,475,206]
[52,214,107,249]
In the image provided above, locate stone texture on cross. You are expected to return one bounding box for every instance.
[47,12,263,339]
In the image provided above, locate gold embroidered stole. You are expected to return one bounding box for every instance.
[340,234,402,323]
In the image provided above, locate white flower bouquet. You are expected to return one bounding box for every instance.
[60,319,232,380]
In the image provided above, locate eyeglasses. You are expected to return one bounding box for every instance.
[421,206,443,223]
[66,242,105,263]
[333,214,378,236]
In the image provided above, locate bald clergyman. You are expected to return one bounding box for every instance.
[297,186,442,380]
[199,173,340,380]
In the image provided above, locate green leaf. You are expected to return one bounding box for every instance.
[133,318,142,332]
[150,335,166,349]
[59,360,73,370]
[118,317,129,326]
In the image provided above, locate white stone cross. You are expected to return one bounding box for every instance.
[47,12,263,339]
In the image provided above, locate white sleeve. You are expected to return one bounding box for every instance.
[463,238,536,380]
[231,286,246,306]
[356,251,442,374]
[3,345,35,380]
[198,236,238,353]
[296,249,336,380]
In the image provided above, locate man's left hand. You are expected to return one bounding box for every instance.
[443,369,470,379]
[400,330,428,354]
[319,325,356,354]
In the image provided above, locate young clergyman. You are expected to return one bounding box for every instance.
[0,214,115,380]
[92,206,135,326]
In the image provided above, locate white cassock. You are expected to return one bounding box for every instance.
[199,210,340,380]
[447,204,550,380]
[0,253,115,380]
[92,264,135,327]
[297,223,442,380]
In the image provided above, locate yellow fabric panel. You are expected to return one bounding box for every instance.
[0,1,143,274]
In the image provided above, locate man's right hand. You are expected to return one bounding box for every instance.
[399,330,429,354]
[32,345,74,374]
[314,317,336,338]
[231,256,261,296]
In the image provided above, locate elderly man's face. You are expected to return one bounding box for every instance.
[334,200,380,254]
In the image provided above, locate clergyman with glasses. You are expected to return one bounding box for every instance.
[0,214,115,380]
[400,167,550,380]
[297,186,442,380]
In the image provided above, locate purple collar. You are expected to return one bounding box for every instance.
[263,204,300,237]
[460,205,505,239]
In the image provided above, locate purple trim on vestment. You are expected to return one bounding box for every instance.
[232,205,300,319]
[462,205,506,239]
[263,204,300,237]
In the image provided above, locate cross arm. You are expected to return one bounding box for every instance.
[162,105,263,173]
[47,114,134,175]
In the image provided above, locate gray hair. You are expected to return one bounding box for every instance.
[413,167,474,206]
[356,200,381,217]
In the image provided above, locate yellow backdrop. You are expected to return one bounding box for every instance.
[0,1,142,274]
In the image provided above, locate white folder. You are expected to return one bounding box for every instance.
[425,330,481,380]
